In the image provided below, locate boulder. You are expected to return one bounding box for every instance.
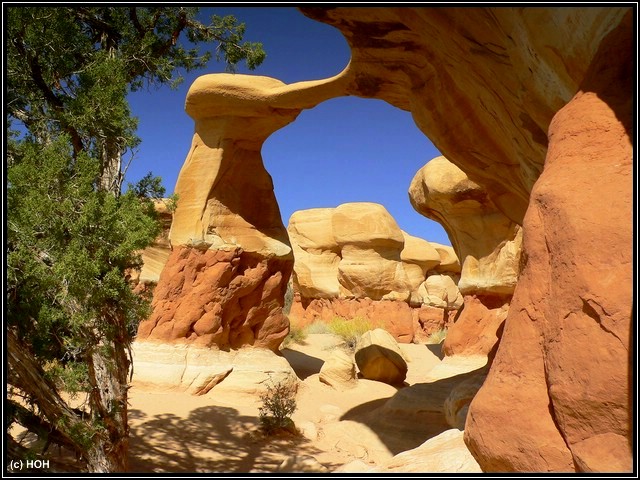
[354,329,408,385]
[370,429,482,473]
[319,349,357,390]
[131,341,298,396]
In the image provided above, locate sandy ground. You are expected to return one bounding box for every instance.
[126,333,445,473]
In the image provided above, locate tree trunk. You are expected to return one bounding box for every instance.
[99,136,123,195]
[8,329,132,473]
[7,330,85,452]
[86,339,131,473]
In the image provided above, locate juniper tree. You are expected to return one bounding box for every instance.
[6,6,265,472]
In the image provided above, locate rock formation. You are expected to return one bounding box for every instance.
[129,199,173,288]
[354,328,408,385]
[409,156,521,358]
[287,203,462,341]
[297,7,632,472]
[135,73,350,351]
[132,6,631,472]
[462,12,634,472]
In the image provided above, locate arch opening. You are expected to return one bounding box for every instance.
[263,96,451,247]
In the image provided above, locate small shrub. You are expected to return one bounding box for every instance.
[281,321,308,349]
[426,328,448,344]
[328,316,380,352]
[283,281,295,315]
[304,320,332,334]
[258,379,298,435]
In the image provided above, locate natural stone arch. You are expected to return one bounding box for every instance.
[134,7,632,473]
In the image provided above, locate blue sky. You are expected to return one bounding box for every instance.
[126,7,450,245]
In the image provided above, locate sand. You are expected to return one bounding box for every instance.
[126,333,445,473]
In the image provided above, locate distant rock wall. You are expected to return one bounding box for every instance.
[135,199,173,286]
[287,202,462,342]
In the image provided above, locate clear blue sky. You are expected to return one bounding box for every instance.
[126,6,450,246]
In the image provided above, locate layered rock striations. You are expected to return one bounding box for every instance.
[287,203,462,342]
[463,12,634,472]
[136,74,347,351]
[299,7,632,472]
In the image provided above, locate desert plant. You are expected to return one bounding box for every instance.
[258,378,298,435]
[281,322,308,349]
[426,328,448,344]
[283,281,295,315]
[328,316,380,351]
[304,320,332,334]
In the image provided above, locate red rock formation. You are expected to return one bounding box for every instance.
[465,11,633,472]
[287,203,462,342]
[300,6,633,472]
[409,156,521,357]
[134,7,632,470]
[137,246,291,350]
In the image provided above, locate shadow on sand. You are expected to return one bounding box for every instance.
[127,404,335,473]
[340,365,488,455]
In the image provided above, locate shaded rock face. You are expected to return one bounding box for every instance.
[287,203,461,341]
[301,7,628,225]
[297,6,631,473]
[465,12,633,472]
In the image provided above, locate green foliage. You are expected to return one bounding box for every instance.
[281,322,308,349]
[303,320,333,334]
[258,379,298,435]
[164,193,180,213]
[426,328,448,345]
[6,6,266,471]
[327,316,381,352]
[7,136,159,357]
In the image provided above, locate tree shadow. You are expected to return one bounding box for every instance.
[127,404,333,473]
[340,366,488,455]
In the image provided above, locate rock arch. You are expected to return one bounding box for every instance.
[136,7,632,473]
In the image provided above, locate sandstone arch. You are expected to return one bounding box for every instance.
[136,7,632,473]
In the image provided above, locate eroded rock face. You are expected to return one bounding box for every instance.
[465,12,633,472]
[297,6,631,472]
[287,203,461,341]
[136,75,321,351]
[130,199,173,288]
[301,7,628,225]
[137,246,291,350]
[410,155,521,358]
[134,6,631,470]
